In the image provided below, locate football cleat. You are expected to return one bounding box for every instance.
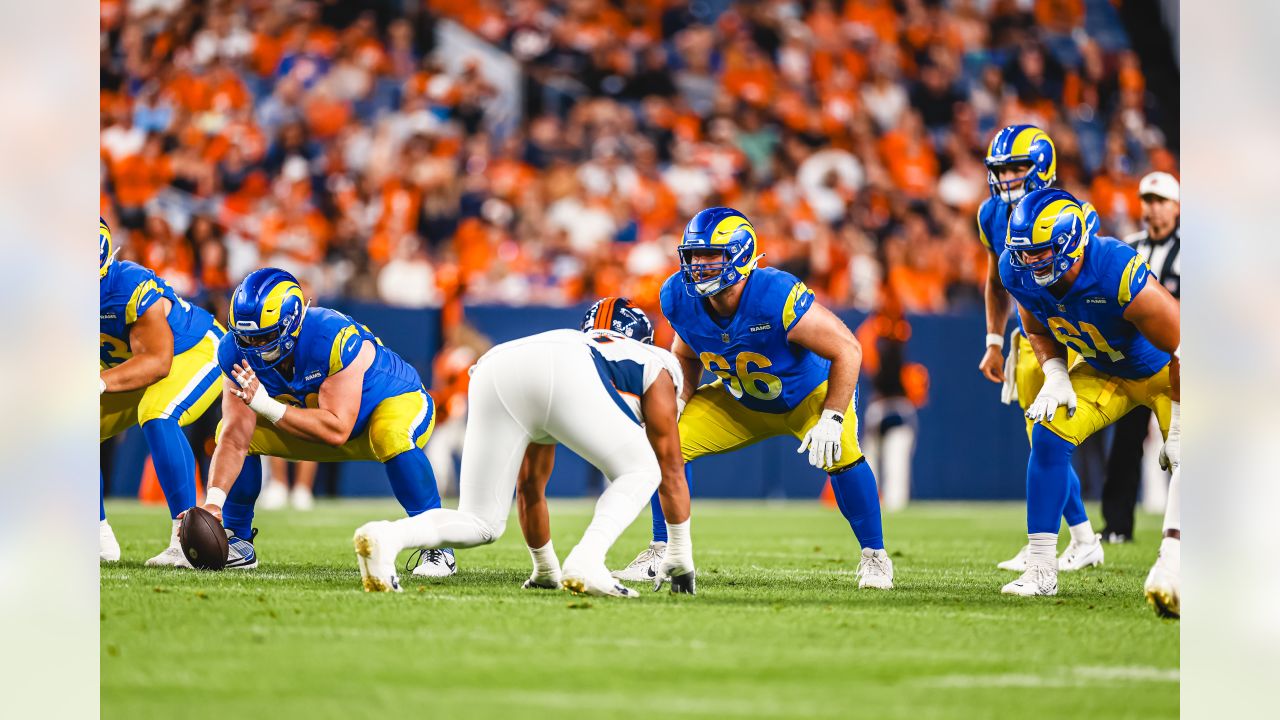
[611,541,665,582]
[225,528,259,570]
[100,521,121,563]
[997,544,1029,572]
[353,522,401,593]
[563,561,639,598]
[145,544,194,569]
[1144,543,1180,619]
[856,547,894,589]
[1058,535,1104,571]
[522,569,562,590]
[408,547,457,578]
[1001,564,1058,596]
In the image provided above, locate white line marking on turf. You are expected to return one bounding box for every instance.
[915,665,1179,688]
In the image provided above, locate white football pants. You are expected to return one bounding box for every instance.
[385,337,661,570]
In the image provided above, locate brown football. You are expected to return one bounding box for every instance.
[178,506,229,571]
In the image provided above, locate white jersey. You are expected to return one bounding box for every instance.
[475,329,681,425]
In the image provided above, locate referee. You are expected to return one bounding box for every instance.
[1100,172,1180,542]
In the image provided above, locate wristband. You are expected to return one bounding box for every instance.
[985,333,1005,350]
[205,487,227,509]
[1169,400,1180,428]
[1041,357,1069,380]
[246,384,288,424]
[100,377,107,395]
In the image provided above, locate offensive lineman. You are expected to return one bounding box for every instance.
[100,217,223,566]
[352,298,696,597]
[191,268,455,576]
[998,189,1180,617]
[614,207,893,589]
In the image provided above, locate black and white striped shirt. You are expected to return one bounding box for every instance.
[1124,225,1180,299]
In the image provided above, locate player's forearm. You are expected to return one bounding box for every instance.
[1025,330,1067,367]
[206,441,247,498]
[822,342,861,413]
[983,277,1013,336]
[676,353,701,403]
[101,353,172,392]
[274,407,354,447]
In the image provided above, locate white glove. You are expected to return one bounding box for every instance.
[1160,401,1180,470]
[798,408,844,469]
[231,362,287,424]
[1025,357,1076,422]
[100,377,107,395]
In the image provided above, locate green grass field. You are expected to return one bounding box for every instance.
[101,499,1177,719]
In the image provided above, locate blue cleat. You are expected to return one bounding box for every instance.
[226,528,258,570]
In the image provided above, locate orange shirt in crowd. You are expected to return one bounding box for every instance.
[1089,173,1141,222]
[369,178,423,265]
[258,207,330,264]
[112,154,173,208]
[887,264,947,314]
[879,131,938,198]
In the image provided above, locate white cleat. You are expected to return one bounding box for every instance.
[145,544,193,568]
[259,480,288,511]
[1058,535,1104,571]
[564,562,639,598]
[1144,545,1180,619]
[856,547,894,589]
[997,544,1029,572]
[522,569,562,590]
[611,541,665,582]
[1001,563,1058,596]
[290,485,314,512]
[410,548,457,578]
[100,522,121,563]
[353,522,401,592]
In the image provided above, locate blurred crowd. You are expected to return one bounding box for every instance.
[100,0,1178,318]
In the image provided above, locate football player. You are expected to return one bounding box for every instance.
[352,298,695,597]
[100,217,223,567]
[614,207,893,589]
[997,189,1180,616]
[976,125,1105,574]
[190,268,454,576]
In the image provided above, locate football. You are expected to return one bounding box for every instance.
[178,506,228,571]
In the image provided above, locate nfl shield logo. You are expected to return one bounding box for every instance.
[721,333,730,343]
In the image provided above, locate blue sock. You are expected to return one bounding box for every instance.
[1028,425,1076,534]
[650,464,693,543]
[829,460,885,550]
[100,469,107,521]
[1062,464,1088,527]
[223,455,262,540]
[385,449,441,517]
[141,418,197,519]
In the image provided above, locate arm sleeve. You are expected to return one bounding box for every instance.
[124,279,163,325]
[781,279,816,331]
[328,323,364,375]
[1115,248,1153,310]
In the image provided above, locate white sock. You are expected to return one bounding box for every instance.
[169,518,182,546]
[1162,466,1181,535]
[1159,535,1180,566]
[567,471,658,569]
[1028,532,1057,568]
[388,508,496,551]
[100,519,111,529]
[528,540,560,576]
[1068,519,1095,545]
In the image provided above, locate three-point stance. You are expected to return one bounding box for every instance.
[613,207,893,589]
[353,298,695,597]
[997,189,1180,617]
[100,217,224,567]
[195,268,454,576]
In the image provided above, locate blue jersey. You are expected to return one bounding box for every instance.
[217,306,424,435]
[976,197,1014,259]
[661,267,830,413]
[999,235,1171,379]
[100,260,215,368]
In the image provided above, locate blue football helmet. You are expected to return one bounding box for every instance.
[1080,200,1101,241]
[581,297,654,344]
[229,268,308,370]
[100,217,115,279]
[677,207,761,297]
[985,124,1056,204]
[1006,188,1089,287]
